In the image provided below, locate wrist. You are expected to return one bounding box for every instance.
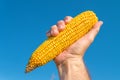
[54,50,84,66]
[56,58,90,80]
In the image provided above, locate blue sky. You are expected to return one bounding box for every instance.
[0,0,120,80]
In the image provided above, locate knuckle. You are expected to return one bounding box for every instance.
[64,16,72,20]
[64,16,69,20]
[57,20,64,24]
[51,25,56,29]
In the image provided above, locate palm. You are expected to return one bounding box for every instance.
[54,32,92,65]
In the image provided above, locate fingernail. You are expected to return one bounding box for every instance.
[52,30,58,36]
[54,30,58,34]
[59,25,63,29]
[99,21,103,25]
[65,18,69,22]
[51,30,54,35]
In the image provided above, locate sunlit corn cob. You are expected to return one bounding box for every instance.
[25,10,98,73]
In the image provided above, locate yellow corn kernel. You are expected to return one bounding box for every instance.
[25,10,98,73]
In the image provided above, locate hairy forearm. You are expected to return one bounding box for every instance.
[57,58,90,80]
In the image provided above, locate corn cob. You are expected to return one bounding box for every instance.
[25,10,98,73]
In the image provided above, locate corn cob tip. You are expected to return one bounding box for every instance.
[25,66,32,73]
[25,64,37,73]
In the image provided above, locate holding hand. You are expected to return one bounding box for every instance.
[46,16,103,65]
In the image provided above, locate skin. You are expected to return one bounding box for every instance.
[46,16,103,80]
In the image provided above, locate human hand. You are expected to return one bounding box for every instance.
[46,16,103,66]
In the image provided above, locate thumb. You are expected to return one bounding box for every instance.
[86,21,103,43]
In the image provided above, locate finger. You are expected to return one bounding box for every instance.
[57,20,65,32]
[64,16,73,24]
[51,25,59,37]
[85,21,103,43]
[46,30,51,37]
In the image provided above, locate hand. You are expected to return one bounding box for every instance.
[46,16,103,66]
